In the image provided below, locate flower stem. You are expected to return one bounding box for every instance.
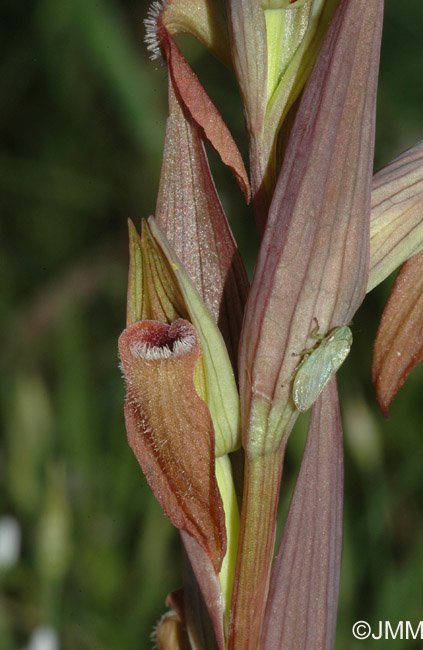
[216,454,240,633]
[228,447,285,650]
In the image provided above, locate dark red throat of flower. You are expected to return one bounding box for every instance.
[125,319,197,360]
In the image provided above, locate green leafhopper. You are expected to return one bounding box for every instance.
[293,324,353,412]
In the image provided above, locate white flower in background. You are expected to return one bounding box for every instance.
[27,625,59,650]
[0,516,20,569]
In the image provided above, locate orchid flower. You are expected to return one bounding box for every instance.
[118,1,423,648]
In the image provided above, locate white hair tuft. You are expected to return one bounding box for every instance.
[144,0,166,60]
[129,335,196,360]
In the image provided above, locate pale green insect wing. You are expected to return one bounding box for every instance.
[293,326,353,412]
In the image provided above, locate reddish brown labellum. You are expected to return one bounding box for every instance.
[119,318,226,572]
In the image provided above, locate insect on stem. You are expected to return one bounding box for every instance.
[292,322,353,412]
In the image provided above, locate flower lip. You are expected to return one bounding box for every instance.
[118,316,226,573]
[124,319,197,361]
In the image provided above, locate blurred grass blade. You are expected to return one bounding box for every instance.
[58,0,164,157]
[261,379,343,650]
[368,140,423,292]
[372,251,423,417]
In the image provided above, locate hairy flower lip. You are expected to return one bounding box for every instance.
[119,317,227,573]
[126,319,197,360]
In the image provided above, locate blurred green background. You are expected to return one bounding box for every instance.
[0,0,422,648]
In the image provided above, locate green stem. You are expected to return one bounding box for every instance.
[228,447,285,650]
[216,454,240,634]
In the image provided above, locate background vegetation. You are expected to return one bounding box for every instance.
[1,0,422,648]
